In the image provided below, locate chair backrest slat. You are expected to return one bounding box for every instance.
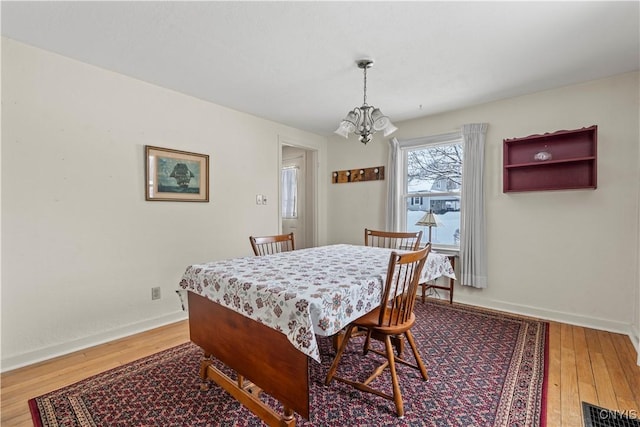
[249,233,295,256]
[379,244,430,328]
[364,228,423,251]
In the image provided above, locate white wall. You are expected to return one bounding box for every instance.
[1,38,328,370]
[2,36,638,370]
[327,72,640,352]
[326,140,389,245]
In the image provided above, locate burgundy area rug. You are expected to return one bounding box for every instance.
[30,301,548,427]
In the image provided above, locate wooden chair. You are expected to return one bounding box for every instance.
[325,244,431,417]
[249,233,295,256]
[364,228,423,251]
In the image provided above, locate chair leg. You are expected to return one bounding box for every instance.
[325,325,355,385]
[362,329,373,355]
[404,330,428,380]
[384,335,404,417]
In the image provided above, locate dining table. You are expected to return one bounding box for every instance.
[179,244,455,426]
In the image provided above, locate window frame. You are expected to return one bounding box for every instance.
[398,136,463,251]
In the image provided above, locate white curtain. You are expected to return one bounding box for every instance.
[460,123,488,288]
[386,138,401,231]
[281,167,298,219]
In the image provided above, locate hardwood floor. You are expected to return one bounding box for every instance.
[546,321,640,426]
[1,319,639,426]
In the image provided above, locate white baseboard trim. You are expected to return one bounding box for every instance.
[4,296,638,372]
[629,323,640,364]
[453,295,637,351]
[1,311,189,373]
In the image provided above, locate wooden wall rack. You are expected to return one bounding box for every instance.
[332,166,385,184]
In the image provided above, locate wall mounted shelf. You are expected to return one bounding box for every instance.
[503,126,597,193]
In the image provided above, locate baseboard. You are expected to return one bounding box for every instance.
[4,296,638,371]
[453,294,637,349]
[1,311,189,373]
[630,322,640,364]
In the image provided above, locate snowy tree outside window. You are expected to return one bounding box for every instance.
[403,141,463,247]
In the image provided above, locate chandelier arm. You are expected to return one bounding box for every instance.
[353,107,364,136]
[362,105,372,136]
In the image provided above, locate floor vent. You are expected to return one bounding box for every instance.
[583,402,639,427]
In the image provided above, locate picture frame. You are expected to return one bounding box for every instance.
[145,145,209,202]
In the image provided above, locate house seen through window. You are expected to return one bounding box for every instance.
[402,140,463,248]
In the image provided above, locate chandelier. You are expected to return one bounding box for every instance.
[334,59,398,144]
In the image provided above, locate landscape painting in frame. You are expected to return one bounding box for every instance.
[145,145,209,202]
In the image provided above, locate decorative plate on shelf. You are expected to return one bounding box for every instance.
[533,150,552,161]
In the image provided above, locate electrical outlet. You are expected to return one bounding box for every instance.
[262,195,267,205]
[151,287,161,300]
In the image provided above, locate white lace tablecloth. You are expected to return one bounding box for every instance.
[179,244,455,362]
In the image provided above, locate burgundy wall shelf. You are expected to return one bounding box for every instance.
[503,125,597,193]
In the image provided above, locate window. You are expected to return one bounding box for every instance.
[281,166,298,219]
[401,139,463,248]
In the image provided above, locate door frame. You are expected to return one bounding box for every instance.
[278,137,318,248]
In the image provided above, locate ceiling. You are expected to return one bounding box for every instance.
[2,1,639,137]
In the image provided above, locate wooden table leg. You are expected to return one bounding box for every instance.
[199,357,213,391]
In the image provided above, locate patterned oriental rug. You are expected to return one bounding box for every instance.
[29,301,548,427]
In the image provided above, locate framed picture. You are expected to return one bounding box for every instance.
[145,145,209,202]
